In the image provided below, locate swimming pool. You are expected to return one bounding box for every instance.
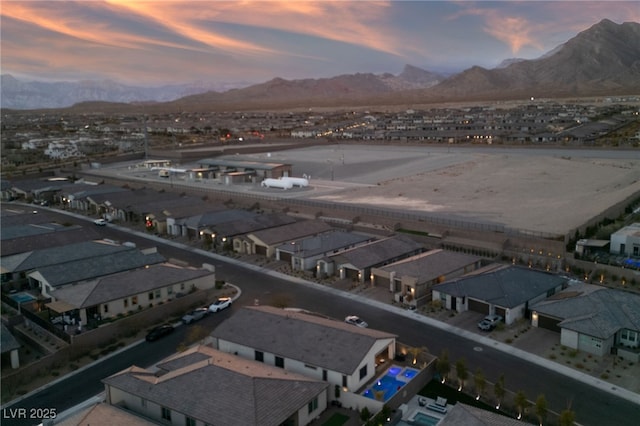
[10,292,37,304]
[410,411,441,426]
[362,365,421,402]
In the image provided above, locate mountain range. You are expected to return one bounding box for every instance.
[2,19,639,111]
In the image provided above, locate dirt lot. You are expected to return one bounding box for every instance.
[241,145,640,235]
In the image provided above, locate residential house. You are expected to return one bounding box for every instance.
[1,240,136,289]
[205,212,297,250]
[610,223,640,257]
[276,230,375,272]
[210,305,401,413]
[28,246,166,298]
[48,263,215,326]
[103,345,328,426]
[0,206,101,258]
[239,220,334,257]
[372,250,482,309]
[174,209,258,240]
[530,283,640,360]
[320,235,425,283]
[432,264,567,325]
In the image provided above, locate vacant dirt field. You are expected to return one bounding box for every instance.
[244,145,640,235]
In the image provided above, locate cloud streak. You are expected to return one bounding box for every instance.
[0,1,635,85]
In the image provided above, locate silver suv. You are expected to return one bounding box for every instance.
[477,314,503,331]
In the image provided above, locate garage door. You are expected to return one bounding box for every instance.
[279,251,292,262]
[495,307,506,319]
[255,245,267,256]
[537,315,561,332]
[468,298,490,314]
[344,268,359,280]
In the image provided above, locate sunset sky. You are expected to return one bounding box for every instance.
[1,1,637,87]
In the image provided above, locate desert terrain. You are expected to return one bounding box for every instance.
[236,145,640,235]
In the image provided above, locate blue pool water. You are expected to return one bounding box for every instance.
[411,412,441,426]
[362,365,420,402]
[10,292,36,304]
[388,365,402,376]
[402,367,419,379]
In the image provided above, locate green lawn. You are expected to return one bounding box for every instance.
[322,412,350,426]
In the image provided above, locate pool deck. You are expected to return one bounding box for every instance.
[399,395,448,424]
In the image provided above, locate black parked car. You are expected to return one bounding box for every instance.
[145,324,174,341]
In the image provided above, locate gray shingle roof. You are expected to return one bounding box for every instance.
[212,213,297,238]
[531,284,640,339]
[212,306,396,375]
[53,264,214,307]
[249,220,334,245]
[1,240,132,273]
[379,249,482,282]
[103,346,328,426]
[433,265,567,308]
[277,230,373,257]
[329,235,424,269]
[31,249,166,287]
[177,209,257,228]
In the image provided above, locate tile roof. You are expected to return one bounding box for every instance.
[103,345,328,426]
[433,265,567,308]
[531,284,640,339]
[212,306,396,375]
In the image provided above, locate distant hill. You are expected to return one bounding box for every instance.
[425,19,640,100]
[2,19,638,111]
[0,75,250,110]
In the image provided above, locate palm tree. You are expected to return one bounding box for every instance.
[535,394,547,425]
[494,374,505,409]
[514,390,529,419]
[473,368,486,400]
[558,400,576,426]
[455,358,468,391]
[436,349,450,383]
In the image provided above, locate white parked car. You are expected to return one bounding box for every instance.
[209,297,232,313]
[94,218,108,226]
[182,307,209,324]
[345,315,368,328]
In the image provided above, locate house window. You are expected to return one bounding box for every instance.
[132,296,138,305]
[123,298,129,308]
[185,417,196,426]
[180,283,185,290]
[322,369,327,381]
[103,304,109,313]
[161,407,171,421]
[148,292,154,300]
[359,365,368,380]
[255,351,264,362]
[621,329,638,346]
[155,289,161,299]
[307,397,318,414]
[167,287,173,296]
[275,356,284,368]
[342,375,347,387]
